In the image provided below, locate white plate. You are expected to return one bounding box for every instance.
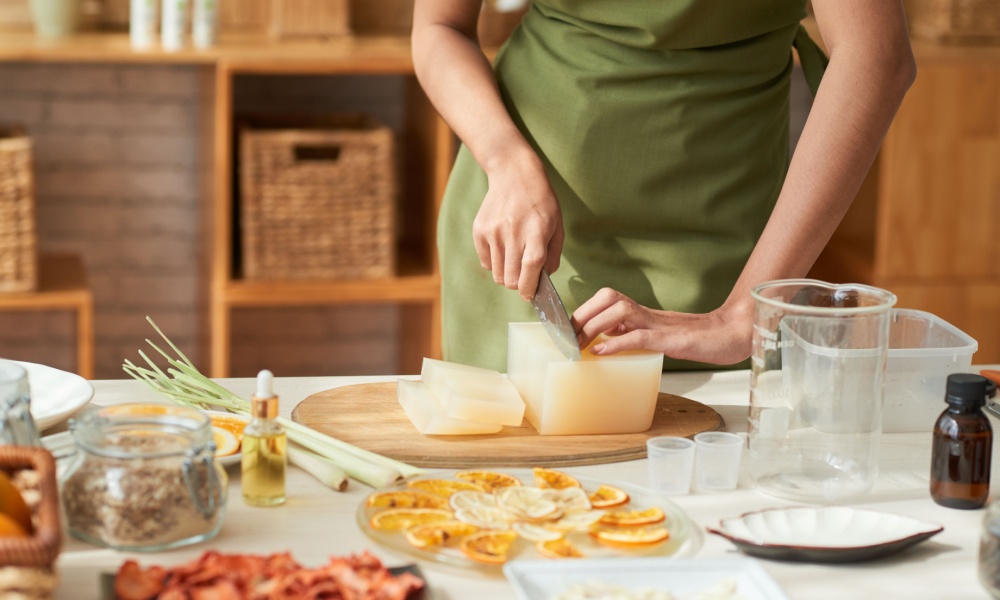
[504,557,790,600]
[13,360,94,431]
[706,506,944,563]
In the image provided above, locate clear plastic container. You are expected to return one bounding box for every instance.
[61,404,227,551]
[884,309,978,433]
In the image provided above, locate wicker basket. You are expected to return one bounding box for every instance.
[0,446,61,599]
[269,0,350,38]
[239,115,397,281]
[0,127,38,293]
[907,0,1000,45]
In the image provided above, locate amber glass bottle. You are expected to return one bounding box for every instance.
[931,373,992,510]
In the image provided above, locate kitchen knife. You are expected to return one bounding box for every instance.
[530,269,582,361]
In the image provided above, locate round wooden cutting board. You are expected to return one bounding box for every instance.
[291,382,725,468]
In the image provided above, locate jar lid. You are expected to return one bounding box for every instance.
[945,373,989,408]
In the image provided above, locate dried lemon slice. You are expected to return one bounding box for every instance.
[537,538,585,559]
[599,506,666,527]
[369,508,453,531]
[366,491,450,510]
[404,520,479,548]
[460,530,518,564]
[590,526,670,547]
[449,491,497,512]
[212,427,240,457]
[545,487,592,513]
[497,487,560,521]
[456,470,522,493]
[588,484,630,509]
[407,479,484,497]
[512,522,563,543]
[533,467,581,489]
[546,509,606,532]
[455,506,512,530]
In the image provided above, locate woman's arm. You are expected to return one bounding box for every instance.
[412,0,563,300]
[573,0,916,363]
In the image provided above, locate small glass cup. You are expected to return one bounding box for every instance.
[0,360,41,447]
[646,436,696,496]
[694,432,743,492]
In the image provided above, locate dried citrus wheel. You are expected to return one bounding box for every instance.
[449,491,497,512]
[546,509,606,532]
[533,467,580,489]
[590,526,670,547]
[512,521,563,543]
[209,413,247,438]
[537,538,585,559]
[460,530,518,564]
[588,484,630,508]
[369,508,453,531]
[545,487,592,513]
[496,487,560,521]
[366,491,450,510]
[599,506,666,527]
[404,520,479,548]
[212,427,240,457]
[0,471,33,535]
[455,506,511,530]
[456,470,522,493]
[0,513,29,538]
[407,479,484,497]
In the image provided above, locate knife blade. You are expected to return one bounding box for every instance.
[530,269,582,361]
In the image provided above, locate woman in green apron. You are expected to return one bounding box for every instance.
[412,1,914,371]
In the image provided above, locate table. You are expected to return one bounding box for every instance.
[53,368,1000,599]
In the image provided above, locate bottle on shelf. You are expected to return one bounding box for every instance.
[241,369,287,507]
[930,373,992,510]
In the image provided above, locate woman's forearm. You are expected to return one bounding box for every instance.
[723,1,916,316]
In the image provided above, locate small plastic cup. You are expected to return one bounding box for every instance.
[646,436,696,496]
[694,432,743,492]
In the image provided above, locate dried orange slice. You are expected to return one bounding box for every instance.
[456,470,522,493]
[537,538,584,559]
[369,508,452,531]
[533,467,580,489]
[460,530,518,564]
[404,520,479,548]
[547,509,606,532]
[366,491,450,510]
[599,506,665,527]
[497,487,560,521]
[407,479,484,497]
[455,506,511,530]
[590,526,670,547]
[212,427,240,457]
[512,522,563,543]
[545,487,591,513]
[209,413,247,437]
[588,484,630,509]
[449,491,497,512]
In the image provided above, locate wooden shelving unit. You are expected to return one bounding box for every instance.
[0,254,94,378]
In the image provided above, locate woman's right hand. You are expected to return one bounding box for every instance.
[473,151,564,301]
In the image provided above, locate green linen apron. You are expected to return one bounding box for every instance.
[438,1,827,371]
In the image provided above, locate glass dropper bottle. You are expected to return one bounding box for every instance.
[241,369,287,507]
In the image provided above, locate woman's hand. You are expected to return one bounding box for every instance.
[572,288,754,365]
[474,153,564,300]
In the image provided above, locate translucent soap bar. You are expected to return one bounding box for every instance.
[396,379,503,435]
[421,358,525,426]
[507,322,663,435]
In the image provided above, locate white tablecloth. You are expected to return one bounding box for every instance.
[53,368,1000,599]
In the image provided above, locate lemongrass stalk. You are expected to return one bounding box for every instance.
[288,446,349,492]
[277,418,422,478]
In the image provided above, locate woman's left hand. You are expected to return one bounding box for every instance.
[572,288,754,365]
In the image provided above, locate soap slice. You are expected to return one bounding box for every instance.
[397,379,503,435]
[421,358,525,426]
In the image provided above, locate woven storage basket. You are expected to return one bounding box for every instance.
[907,0,1000,44]
[0,446,62,599]
[239,115,396,281]
[0,127,38,293]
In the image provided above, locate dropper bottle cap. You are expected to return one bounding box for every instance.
[251,369,279,419]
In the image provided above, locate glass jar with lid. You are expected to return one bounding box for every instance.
[61,404,227,551]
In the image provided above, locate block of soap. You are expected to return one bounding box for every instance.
[421,358,525,426]
[396,379,503,435]
[507,322,663,435]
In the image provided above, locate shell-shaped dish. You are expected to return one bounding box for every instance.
[707,506,943,563]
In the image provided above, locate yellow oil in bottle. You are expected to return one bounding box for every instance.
[241,432,287,506]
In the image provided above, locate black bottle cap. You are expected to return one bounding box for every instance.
[945,373,989,408]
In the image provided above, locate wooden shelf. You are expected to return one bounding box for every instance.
[224,274,439,307]
[0,254,94,379]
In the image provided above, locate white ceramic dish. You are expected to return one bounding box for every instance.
[504,557,790,600]
[14,360,94,431]
[707,506,943,563]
